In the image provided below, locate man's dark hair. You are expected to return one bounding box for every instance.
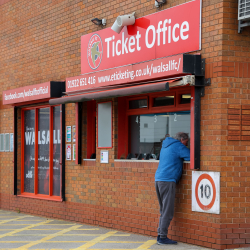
[174,132,189,141]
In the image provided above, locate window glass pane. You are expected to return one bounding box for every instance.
[0,134,4,151]
[10,133,14,152]
[98,102,112,148]
[53,106,61,196]
[129,99,147,109]
[24,110,35,193]
[129,111,190,159]
[5,134,10,151]
[38,108,50,195]
[153,96,174,107]
[180,94,191,104]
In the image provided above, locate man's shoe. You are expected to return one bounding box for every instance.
[157,235,160,243]
[157,237,177,245]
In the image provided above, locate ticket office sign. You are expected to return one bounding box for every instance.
[192,172,220,214]
[81,0,201,75]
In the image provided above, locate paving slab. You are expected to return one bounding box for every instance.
[28,242,84,249]
[0,242,28,248]
[47,235,99,241]
[88,242,143,249]
[31,224,77,229]
[0,209,247,250]
[14,229,62,235]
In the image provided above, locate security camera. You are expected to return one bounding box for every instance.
[111,12,135,34]
[91,18,106,26]
[102,19,106,26]
[155,0,166,8]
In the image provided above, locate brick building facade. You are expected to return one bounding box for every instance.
[0,0,250,249]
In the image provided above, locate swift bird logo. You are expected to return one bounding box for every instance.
[87,34,103,70]
[91,41,102,67]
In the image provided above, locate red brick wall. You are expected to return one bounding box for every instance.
[1,0,250,249]
[201,0,250,247]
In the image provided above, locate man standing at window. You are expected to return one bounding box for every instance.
[155,132,190,245]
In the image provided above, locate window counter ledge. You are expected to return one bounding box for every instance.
[115,159,190,163]
[115,159,159,162]
[83,159,96,161]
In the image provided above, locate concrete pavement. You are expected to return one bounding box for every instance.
[0,209,241,250]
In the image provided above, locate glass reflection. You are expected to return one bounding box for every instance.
[129,111,190,159]
[38,108,50,195]
[24,110,35,193]
[53,106,61,196]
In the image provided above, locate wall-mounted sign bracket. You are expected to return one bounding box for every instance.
[193,77,211,97]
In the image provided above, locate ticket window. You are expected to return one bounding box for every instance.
[118,88,191,160]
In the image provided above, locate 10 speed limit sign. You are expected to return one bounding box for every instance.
[192,172,220,214]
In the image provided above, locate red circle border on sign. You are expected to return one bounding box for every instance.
[195,173,216,211]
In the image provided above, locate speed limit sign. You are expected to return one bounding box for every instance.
[192,172,220,214]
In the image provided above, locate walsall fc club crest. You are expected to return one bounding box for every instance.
[87,34,103,70]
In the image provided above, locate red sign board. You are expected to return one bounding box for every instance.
[3,82,51,105]
[81,0,201,75]
[67,54,184,92]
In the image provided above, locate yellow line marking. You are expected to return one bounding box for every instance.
[33,222,76,224]
[14,220,50,222]
[0,216,30,218]
[1,223,43,226]
[136,240,156,249]
[0,215,31,225]
[101,241,147,243]
[0,219,53,239]
[9,233,130,237]
[74,231,118,249]
[0,234,51,236]
[64,228,100,230]
[15,224,82,249]
[0,229,61,231]
[0,224,79,227]
[0,240,89,243]
[0,240,146,243]
[64,233,130,236]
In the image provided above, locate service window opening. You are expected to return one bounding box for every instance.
[129,112,190,160]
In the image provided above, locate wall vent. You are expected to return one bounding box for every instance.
[238,0,250,33]
[238,0,250,20]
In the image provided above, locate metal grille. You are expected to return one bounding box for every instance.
[238,0,250,20]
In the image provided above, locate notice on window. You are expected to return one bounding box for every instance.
[73,144,76,161]
[72,125,76,142]
[66,126,71,142]
[66,144,71,160]
[100,150,109,164]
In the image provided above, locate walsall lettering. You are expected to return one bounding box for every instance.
[25,130,61,145]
